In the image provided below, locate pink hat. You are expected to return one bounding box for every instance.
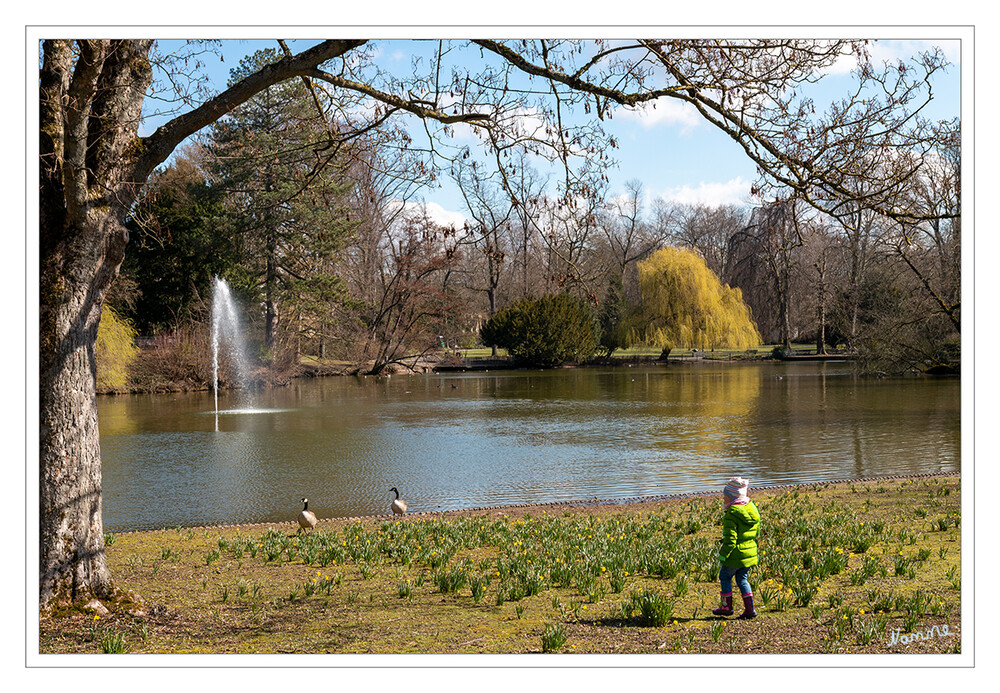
[724,477,749,501]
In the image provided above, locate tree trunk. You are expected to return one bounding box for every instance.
[39,39,153,606]
[815,256,827,355]
[265,235,278,354]
[39,236,118,606]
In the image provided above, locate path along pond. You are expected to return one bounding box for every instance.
[97,361,960,532]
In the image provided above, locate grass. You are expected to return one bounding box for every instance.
[38,475,960,655]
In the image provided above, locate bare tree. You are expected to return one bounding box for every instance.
[657,201,749,278]
[599,179,660,278]
[726,197,808,349]
[890,120,961,334]
[800,222,843,354]
[451,159,516,323]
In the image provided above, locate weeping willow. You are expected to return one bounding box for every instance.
[630,247,760,352]
[96,304,139,392]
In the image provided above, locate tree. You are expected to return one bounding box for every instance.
[207,49,358,356]
[38,38,480,607]
[890,119,961,335]
[658,202,748,279]
[473,40,951,226]
[597,275,627,357]
[628,247,760,358]
[598,179,663,279]
[727,198,807,350]
[800,224,841,354]
[38,38,954,608]
[353,208,460,375]
[95,305,139,392]
[451,158,516,327]
[122,146,235,334]
[480,293,598,367]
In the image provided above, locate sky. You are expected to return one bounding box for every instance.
[143,34,962,230]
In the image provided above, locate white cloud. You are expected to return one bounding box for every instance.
[870,39,960,66]
[823,39,961,76]
[661,177,752,207]
[613,98,702,133]
[400,200,468,229]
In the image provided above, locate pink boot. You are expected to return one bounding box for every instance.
[739,592,757,619]
[712,592,734,616]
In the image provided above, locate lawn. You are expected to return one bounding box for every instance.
[38,475,960,655]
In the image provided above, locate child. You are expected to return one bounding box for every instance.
[712,476,760,619]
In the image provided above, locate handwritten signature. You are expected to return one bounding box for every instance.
[887,624,953,647]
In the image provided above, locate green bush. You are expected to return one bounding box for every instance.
[480,293,598,367]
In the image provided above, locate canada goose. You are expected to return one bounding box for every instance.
[298,497,318,533]
[389,487,407,515]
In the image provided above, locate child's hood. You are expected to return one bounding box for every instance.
[728,500,760,523]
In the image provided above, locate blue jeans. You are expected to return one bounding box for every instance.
[719,565,752,596]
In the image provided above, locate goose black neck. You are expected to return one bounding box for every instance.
[391,488,399,499]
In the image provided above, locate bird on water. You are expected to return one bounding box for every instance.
[298,497,318,533]
[390,487,407,515]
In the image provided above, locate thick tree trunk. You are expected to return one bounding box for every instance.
[39,231,118,606]
[39,39,152,607]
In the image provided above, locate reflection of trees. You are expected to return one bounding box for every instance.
[732,367,960,480]
[641,365,762,459]
[94,398,143,438]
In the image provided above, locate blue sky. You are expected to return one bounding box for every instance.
[147,36,962,227]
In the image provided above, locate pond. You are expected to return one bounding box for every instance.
[97,361,960,531]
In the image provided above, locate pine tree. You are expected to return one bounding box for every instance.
[207,49,358,358]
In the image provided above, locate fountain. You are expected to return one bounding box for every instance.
[211,277,252,419]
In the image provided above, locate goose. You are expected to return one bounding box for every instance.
[298,497,318,533]
[389,487,407,516]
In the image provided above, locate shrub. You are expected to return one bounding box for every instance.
[480,293,598,367]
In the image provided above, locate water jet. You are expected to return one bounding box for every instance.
[211,277,252,419]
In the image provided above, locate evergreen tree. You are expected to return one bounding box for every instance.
[122,148,236,333]
[481,293,598,367]
[598,275,626,357]
[207,49,357,357]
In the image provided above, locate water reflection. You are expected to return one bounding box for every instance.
[97,363,960,531]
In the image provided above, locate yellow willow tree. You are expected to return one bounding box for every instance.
[629,247,760,358]
[95,305,138,393]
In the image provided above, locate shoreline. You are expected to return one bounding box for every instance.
[111,471,961,536]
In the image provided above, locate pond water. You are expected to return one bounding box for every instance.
[97,361,960,531]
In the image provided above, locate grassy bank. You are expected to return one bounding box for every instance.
[39,475,961,655]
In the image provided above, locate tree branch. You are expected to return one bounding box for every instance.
[135,40,368,182]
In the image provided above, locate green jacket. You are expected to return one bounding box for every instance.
[719,501,760,568]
